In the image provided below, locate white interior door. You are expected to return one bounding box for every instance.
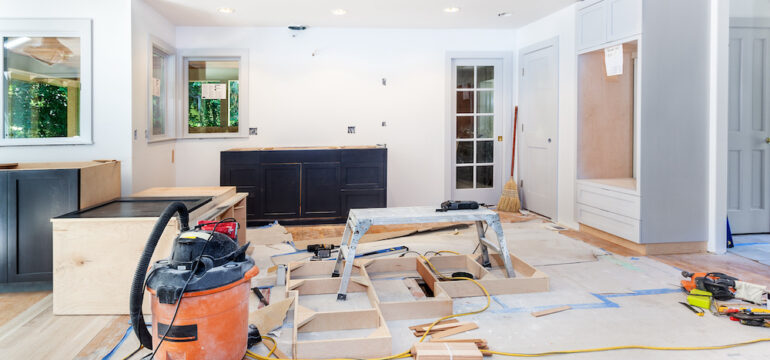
[450,59,504,205]
[519,41,558,219]
[728,27,770,234]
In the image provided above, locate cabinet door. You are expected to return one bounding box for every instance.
[225,167,259,219]
[341,189,386,218]
[0,173,7,283]
[577,1,607,51]
[607,0,641,41]
[261,164,301,218]
[302,163,341,218]
[8,170,78,282]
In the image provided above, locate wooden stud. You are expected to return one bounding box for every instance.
[531,305,571,317]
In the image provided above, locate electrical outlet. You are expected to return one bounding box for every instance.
[347,126,356,134]
[249,127,258,135]
[382,121,387,127]
[133,129,137,140]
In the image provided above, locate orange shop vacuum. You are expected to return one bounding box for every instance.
[129,202,259,360]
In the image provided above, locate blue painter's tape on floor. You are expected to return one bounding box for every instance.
[488,288,679,314]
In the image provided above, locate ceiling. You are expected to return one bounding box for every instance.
[144,0,577,28]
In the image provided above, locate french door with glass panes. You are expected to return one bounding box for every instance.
[451,59,503,205]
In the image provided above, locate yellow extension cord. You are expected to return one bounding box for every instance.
[243,254,770,360]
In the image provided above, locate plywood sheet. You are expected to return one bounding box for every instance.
[577,42,637,179]
[79,160,121,209]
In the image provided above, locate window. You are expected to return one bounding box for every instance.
[148,37,175,142]
[0,19,92,145]
[181,50,248,138]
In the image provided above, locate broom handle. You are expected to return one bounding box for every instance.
[511,106,518,177]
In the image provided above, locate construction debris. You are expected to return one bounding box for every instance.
[530,305,571,317]
[412,342,483,360]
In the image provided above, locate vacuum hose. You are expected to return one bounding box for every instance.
[129,202,190,350]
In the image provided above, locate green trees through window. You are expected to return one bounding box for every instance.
[5,79,73,138]
[187,80,239,133]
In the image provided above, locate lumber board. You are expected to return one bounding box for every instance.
[132,186,235,199]
[288,277,369,295]
[430,323,479,339]
[409,319,459,331]
[412,342,482,360]
[0,294,53,343]
[421,322,468,332]
[531,305,571,317]
[79,160,121,209]
[298,309,381,333]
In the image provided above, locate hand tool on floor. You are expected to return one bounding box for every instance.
[679,301,704,316]
[252,287,270,306]
[308,244,338,260]
[129,202,259,360]
[356,245,409,258]
[497,105,520,212]
[681,271,737,300]
[687,289,713,309]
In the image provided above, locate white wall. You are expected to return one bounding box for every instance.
[131,0,176,193]
[0,0,134,194]
[515,5,578,229]
[731,0,770,17]
[173,27,517,207]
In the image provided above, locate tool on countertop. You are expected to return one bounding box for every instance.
[129,202,259,360]
[681,271,737,301]
[679,301,704,316]
[436,200,479,212]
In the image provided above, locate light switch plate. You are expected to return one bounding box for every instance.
[249,127,258,135]
[348,126,356,134]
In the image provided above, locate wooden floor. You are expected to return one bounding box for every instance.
[1,213,768,359]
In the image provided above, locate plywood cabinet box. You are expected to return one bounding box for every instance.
[51,186,248,315]
[221,146,387,226]
[575,0,710,254]
[0,161,121,283]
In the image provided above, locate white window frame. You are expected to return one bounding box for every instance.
[147,36,176,142]
[0,18,92,146]
[178,49,249,139]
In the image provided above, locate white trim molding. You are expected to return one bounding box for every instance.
[0,18,93,146]
[177,48,249,139]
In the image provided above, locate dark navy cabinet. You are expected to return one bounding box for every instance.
[221,147,387,225]
[1,169,79,283]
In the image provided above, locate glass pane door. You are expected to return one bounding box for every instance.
[455,65,496,190]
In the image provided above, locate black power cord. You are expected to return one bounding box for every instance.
[145,217,238,359]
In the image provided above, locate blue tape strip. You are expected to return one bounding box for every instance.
[732,242,770,247]
[100,326,133,360]
[488,288,679,314]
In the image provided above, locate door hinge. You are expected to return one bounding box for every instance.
[521,68,524,77]
[520,179,524,187]
[521,123,524,133]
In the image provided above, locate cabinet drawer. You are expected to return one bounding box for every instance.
[577,204,640,243]
[576,182,640,219]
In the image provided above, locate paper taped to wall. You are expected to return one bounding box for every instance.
[604,44,623,76]
[202,83,227,99]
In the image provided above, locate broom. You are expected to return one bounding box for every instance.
[497,106,520,212]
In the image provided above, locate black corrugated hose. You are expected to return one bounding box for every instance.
[129,202,190,350]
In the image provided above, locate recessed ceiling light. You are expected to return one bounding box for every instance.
[498,12,512,17]
[331,8,347,15]
[217,7,235,14]
[444,7,461,13]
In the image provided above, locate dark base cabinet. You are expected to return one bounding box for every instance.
[0,161,121,284]
[221,147,387,226]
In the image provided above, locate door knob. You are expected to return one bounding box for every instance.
[766,137,770,144]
